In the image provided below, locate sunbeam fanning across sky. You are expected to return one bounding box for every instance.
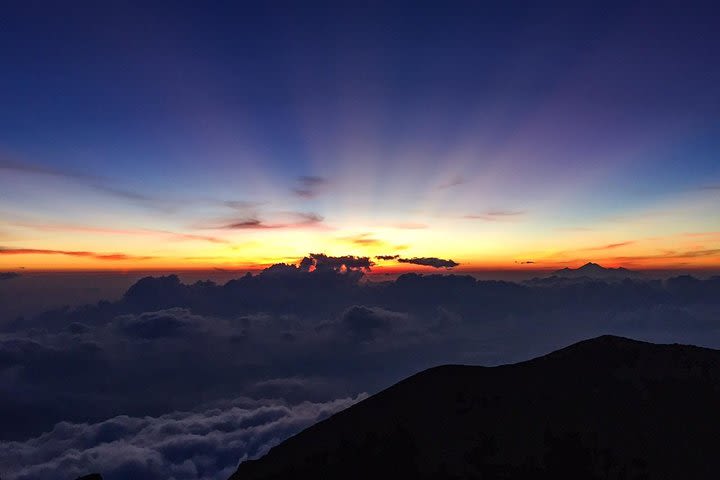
[1,3,719,273]
[5,4,720,480]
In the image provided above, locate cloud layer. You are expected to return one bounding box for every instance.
[2,259,720,479]
[0,395,366,480]
[293,176,328,199]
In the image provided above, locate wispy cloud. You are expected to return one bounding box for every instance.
[218,219,267,229]
[464,210,525,221]
[223,200,265,211]
[0,158,165,209]
[552,240,636,259]
[0,158,96,180]
[12,223,230,244]
[583,241,636,251]
[391,222,427,230]
[293,176,328,199]
[682,231,720,238]
[0,247,155,261]
[436,175,465,190]
[212,212,324,230]
[90,184,156,203]
[607,248,720,263]
[343,233,384,247]
[163,232,229,244]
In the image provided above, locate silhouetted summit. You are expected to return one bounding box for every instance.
[552,262,639,279]
[231,335,720,480]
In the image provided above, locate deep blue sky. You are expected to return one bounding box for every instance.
[1,2,719,270]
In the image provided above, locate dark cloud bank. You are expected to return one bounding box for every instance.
[397,256,459,268]
[1,254,720,479]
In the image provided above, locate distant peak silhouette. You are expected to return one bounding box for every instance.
[552,262,639,279]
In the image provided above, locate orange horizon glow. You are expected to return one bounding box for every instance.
[2,249,719,274]
[2,222,720,273]
[2,159,719,274]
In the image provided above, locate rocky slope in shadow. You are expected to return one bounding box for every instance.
[230,335,720,479]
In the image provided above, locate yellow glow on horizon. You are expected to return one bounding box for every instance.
[2,224,719,272]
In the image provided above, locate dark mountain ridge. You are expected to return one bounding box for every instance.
[231,335,720,479]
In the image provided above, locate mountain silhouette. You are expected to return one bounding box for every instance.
[552,262,639,279]
[230,335,720,479]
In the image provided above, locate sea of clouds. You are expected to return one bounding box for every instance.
[1,254,719,479]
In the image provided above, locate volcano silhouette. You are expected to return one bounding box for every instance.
[552,262,640,279]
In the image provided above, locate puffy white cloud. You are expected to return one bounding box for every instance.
[0,394,367,480]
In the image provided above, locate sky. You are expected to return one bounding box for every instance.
[1,2,719,272]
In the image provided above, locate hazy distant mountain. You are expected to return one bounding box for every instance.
[552,262,640,279]
[0,271,20,281]
[231,335,720,479]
